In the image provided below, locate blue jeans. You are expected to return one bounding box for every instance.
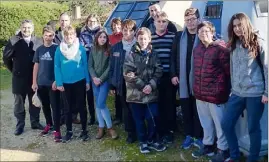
[92,81,112,128]
[130,102,158,143]
[221,94,264,161]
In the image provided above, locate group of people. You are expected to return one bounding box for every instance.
[2,2,267,162]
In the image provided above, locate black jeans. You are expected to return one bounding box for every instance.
[181,95,203,138]
[157,73,177,137]
[37,86,61,131]
[62,79,87,131]
[13,92,41,129]
[73,81,95,121]
[115,92,122,121]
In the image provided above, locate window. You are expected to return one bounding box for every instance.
[204,4,222,18]
[129,10,148,19]
[255,1,268,17]
[116,3,133,12]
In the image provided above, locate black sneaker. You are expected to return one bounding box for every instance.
[31,123,44,130]
[62,131,73,143]
[148,141,167,152]
[210,149,230,162]
[126,132,137,144]
[139,143,150,154]
[192,145,215,158]
[162,134,173,144]
[14,128,24,136]
[79,130,89,141]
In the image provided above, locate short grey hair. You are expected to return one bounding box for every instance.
[20,19,34,28]
[59,12,70,19]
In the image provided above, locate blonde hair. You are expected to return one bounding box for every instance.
[156,11,168,20]
[136,27,151,40]
[63,25,76,36]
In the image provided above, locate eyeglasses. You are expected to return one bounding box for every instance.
[184,18,197,23]
[199,30,212,34]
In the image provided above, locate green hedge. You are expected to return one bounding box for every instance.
[0,1,68,46]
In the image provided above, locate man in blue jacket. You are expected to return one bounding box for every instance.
[109,19,137,143]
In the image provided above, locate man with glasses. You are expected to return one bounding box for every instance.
[170,8,203,150]
[151,11,176,144]
[143,2,177,34]
[3,19,43,135]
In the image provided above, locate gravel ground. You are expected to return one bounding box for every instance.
[0,89,122,161]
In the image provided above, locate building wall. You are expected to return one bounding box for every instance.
[159,1,192,30]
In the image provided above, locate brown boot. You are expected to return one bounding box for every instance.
[95,127,105,139]
[107,128,118,139]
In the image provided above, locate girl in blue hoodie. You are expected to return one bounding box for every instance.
[54,25,90,143]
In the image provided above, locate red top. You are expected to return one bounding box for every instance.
[109,32,123,46]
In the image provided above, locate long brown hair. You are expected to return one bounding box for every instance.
[227,12,259,58]
[93,30,111,56]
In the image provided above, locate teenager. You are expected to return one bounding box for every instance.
[123,27,166,154]
[110,19,137,143]
[88,30,118,140]
[32,25,62,142]
[79,14,102,125]
[151,11,176,144]
[170,8,203,149]
[54,25,90,142]
[108,17,123,125]
[3,19,43,135]
[190,21,230,161]
[221,12,268,162]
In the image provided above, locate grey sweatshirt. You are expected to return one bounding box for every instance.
[231,39,268,97]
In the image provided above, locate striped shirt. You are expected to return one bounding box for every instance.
[151,31,175,73]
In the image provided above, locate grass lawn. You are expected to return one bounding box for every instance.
[0,67,11,90]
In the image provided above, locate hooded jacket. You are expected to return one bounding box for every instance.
[123,43,163,103]
[193,40,230,104]
[79,26,101,52]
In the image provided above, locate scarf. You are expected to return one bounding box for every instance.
[179,28,200,98]
[60,38,80,61]
[122,38,136,58]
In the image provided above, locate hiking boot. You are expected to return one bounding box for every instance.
[107,128,118,139]
[95,127,105,139]
[126,132,137,144]
[139,143,150,154]
[53,131,62,143]
[181,135,194,149]
[79,130,89,141]
[210,149,230,162]
[40,124,51,136]
[148,141,167,152]
[62,131,73,143]
[193,138,204,149]
[192,145,215,158]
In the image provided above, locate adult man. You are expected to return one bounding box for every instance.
[3,19,43,135]
[54,13,71,45]
[109,19,137,143]
[143,2,177,34]
[170,8,203,149]
[151,11,176,144]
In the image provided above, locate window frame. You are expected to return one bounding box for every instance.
[203,2,223,19]
[255,1,268,17]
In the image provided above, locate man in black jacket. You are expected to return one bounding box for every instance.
[143,2,177,34]
[3,19,43,135]
[53,12,71,45]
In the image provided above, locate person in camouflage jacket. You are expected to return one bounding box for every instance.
[123,43,163,104]
[123,27,166,154]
